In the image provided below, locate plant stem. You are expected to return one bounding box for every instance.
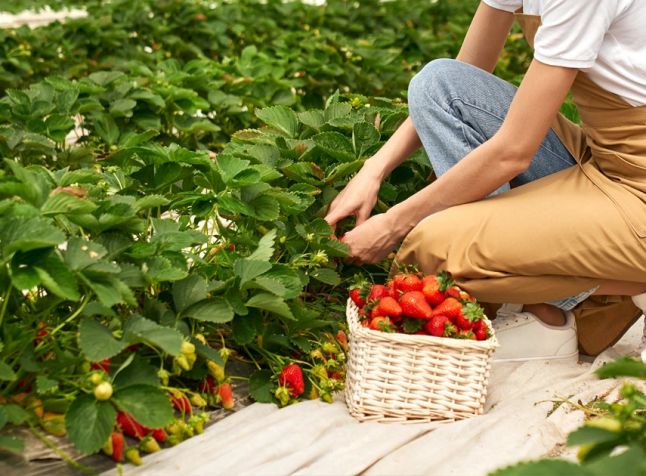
[0,284,12,331]
[49,294,91,338]
[29,426,97,476]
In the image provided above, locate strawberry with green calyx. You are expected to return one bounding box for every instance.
[190,393,208,408]
[443,322,459,338]
[456,329,476,340]
[431,297,463,319]
[472,319,490,341]
[207,360,226,382]
[140,435,161,453]
[394,273,424,293]
[370,296,403,319]
[422,272,453,306]
[453,301,485,331]
[349,287,366,308]
[424,315,451,337]
[367,284,390,303]
[275,386,291,406]
[369,316,395,332]
[90,358,111,373]
[399,291,433,319]
[278,363,305,398]
[336,329,348,352]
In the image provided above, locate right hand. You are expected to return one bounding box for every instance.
[324,158,383,229]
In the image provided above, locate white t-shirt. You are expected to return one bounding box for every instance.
[483,0,646,106]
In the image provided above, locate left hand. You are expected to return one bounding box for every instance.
[342,213,404,264]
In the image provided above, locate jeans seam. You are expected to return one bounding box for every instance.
[446,97,575,167]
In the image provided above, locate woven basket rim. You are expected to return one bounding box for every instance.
[347,299,499,350]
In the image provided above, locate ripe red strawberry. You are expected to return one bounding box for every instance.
[455,301,485,330]
[369,316,394,332]
[367,284,390,302]
[278,363,305,398]
[349,288,366,308]
[91,358,111,373]
[472,320,489,341]
[217,383,235,409]
[431,297,463,319]
[151,428,167,443]
[117,411,147,439]
[422,275,446,306]
[170,392,192,414]
[399,291,433,319]
[394,273,424,293]
[111,432,125,463]
[385,280,397,298]
[336,330,348,351]
[370,297,402,318]
[424,315,451,337]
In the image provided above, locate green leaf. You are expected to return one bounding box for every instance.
[0,435,24,454]
[123,316,183,356]
[93,113,120,145]
[248,369,274,403]
[231,314,257,345]
[586,446,646,476]
[246,292,295,320]
[78,318,126,362]
[0,404,29,426]
[256,106,299,138]
[352,122,380,157]
[567,426,622,447]
[112,385,173,428]
[250,194,280,221]
[0,216,65,258]
[298,109,325,130]
[489,459,592,476]
[35,375,59,395]
[312,132,355,161]
[134,195,169,212]
[235,259,272,288]
[35,252,80,301]
[263,265,304,299]
[64,238,108,270]
[112,359,159,389]
[0,362,16,381]
[310,268,341,286]
[251,276,287,297]
[248,229,277,262]
[65,395,116,454]
[110,98,137,118]
[41,193,96,216]
[172,274,208,313]
[183,298,234,323]
[324,102,352,122]
[595,357,646,379]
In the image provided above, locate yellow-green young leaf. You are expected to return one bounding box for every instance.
[112,385,173,428]
[65,395,116,454]
[489,459,592,476]
[595,357,646,379]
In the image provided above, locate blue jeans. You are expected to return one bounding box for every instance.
[407,58,593,311]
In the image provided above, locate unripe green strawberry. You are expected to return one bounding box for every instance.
[140,436,161,453]
[94,382,113,401]
[181,341,196,355]
[585,417,622,433]
[89,372,103,385]
[190,393,207,408]
[167,434,183,446]
[195,334,207,345]
[125,447,143,466]
[275,386,290,406]
[321,342,338,355]
[207,360,225,382]
[219,347,231,363]
[102,435,113,456]
[175,354,191,371]
[157,368,170,386]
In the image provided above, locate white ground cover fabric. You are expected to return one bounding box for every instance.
[0,8,86,29]
[103,316,645,476]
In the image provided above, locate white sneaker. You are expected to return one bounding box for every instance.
[631,293,646,351]
[492,304,578,362]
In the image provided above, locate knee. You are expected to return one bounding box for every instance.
[408,58,465,114]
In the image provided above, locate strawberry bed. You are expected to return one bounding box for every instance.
[0,0,541,471]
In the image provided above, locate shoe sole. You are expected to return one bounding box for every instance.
[492,350,579,363]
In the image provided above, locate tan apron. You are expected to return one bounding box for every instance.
[395,12,646,356]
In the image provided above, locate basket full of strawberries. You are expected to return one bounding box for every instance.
[344,270,498,423]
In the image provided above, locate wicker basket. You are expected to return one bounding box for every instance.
[344,299,498,423]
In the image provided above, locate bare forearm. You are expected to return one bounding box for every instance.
[366,117,422,180]
[386,136,526,235]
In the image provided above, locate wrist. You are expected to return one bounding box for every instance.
[385,203,419,240]
[363,154,389,181]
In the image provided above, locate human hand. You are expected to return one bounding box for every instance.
[324,158,383,229]
[342,213,402,264]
